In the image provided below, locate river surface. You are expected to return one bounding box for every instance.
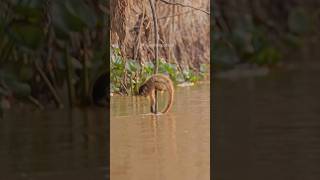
[0,108,109,180]
[214,65,320,180]
[110,82,210,180]
[3,62,320,180]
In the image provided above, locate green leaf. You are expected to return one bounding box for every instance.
[9,22,44,50]
[51,2,71,38]
[251,46,282,65]
[65,1,97,29]
[14,2,42,24]
[7,81,31,97]
[63,2,87,32]
[19,66,34,81]
[288,8,312,35]
[200,64,207,73]
[0,69,17,82]
[125,60,140,74]
[176,73,185,83]
[284,34,302,48]
[52,0,97,33]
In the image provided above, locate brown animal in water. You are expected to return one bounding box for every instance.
[138,74,174,114]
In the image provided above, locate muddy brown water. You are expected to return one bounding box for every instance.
[3,63,320,180]
[0,82,210,180]
[214,66,320,180]
[111,82,210,180]
[0,108,109,180]
[2,64,319,180]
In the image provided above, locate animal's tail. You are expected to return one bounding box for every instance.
[162,85,173,113]
[160,75,174,114]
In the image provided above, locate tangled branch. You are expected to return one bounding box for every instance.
[159,0,210,15]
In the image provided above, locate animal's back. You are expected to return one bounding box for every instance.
[151,74,173,91]
[139,73,174,113]
[152,74,174,113]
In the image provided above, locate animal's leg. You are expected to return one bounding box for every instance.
[150,90,156,113]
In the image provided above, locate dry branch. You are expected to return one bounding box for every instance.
[111,0,210,72]
[34,61,64,108]
[159,0,210,15]
[148,0,159,113]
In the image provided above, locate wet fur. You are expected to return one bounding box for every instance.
[139,74,174,114]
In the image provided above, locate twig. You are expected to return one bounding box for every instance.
[168,3,175,64]
[28,96,44,110]
[34,61,64,108]
[159,0,210,15]
[158,10,193,20]
[65,45,75,107]
[134,9,146,60]
[82,30,90,104]
[148,0,159,114]
[120,81,129,95]
[214,4,230,33]
[157,21,169,60]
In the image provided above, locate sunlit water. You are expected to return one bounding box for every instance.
[110,82,210,180]
[0,108,109,180]
[214,65,320,180]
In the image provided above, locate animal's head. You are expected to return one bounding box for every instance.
[138,84,148,96]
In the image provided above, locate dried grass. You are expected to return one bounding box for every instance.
[111,0,210,71]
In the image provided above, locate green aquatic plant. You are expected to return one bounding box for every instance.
[110,48,125,93]
[250,46,282,65]
[110,47,208,95]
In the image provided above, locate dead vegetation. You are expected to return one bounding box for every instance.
[110,0,210,72]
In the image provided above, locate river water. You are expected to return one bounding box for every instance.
[110,82,210,180]
[0,108,109,180]
[0,82,210,180]
[214,65,320,180]
[3,63,320,180]
[2,63,319,180]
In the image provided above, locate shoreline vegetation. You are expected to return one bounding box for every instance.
[213,1,320,70]
[0,0,212,114]
[0,0,108,114]
[110,0,210,100]
[110,46,209,97]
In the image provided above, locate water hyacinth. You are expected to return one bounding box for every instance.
[110,47,208,95]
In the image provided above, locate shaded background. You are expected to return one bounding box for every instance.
[213,0,320,180]
[213,0,320,69]
[0,0,109,179]
[0,0,109,111]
